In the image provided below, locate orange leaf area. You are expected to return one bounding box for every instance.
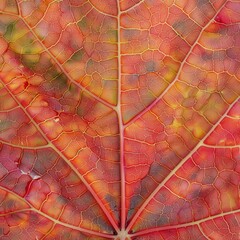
[0,0,239,239]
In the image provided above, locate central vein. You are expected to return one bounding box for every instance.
[117,0,126,232]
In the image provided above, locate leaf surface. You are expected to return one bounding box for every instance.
[0,0,239,239]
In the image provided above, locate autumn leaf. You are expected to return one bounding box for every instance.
[0,0,240,239]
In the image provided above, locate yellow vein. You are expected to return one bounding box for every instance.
[117,0,126,231]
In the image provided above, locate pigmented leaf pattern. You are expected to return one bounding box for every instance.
[0,0,239,239]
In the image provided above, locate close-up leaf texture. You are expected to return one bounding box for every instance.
[0,0,240,239]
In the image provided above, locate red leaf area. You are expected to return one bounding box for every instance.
[0,0,239,239]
